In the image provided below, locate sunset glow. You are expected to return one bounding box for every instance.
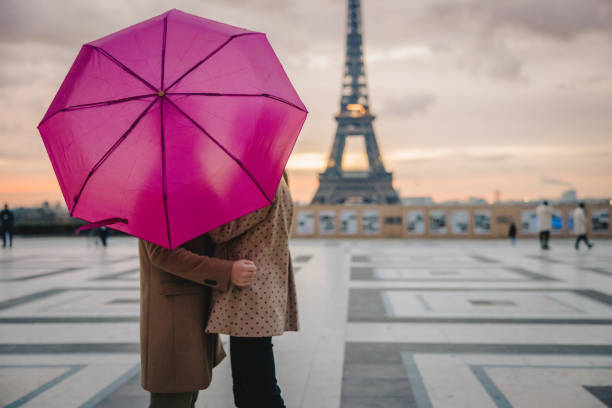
[1,0,611,207]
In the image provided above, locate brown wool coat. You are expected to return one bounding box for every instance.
[138,235,233,393]
[205,178,299,337]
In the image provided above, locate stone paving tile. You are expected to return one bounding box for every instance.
[343,362,408,379]
[92,373,148,408]
[341,396,415,408]
[1,237,611,407]
[583,385,612,406]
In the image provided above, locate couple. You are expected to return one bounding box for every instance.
[138,172,298,408]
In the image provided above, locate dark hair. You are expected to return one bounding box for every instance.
[543,200,548,205]
[579,202,585,208]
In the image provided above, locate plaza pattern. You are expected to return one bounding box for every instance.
[0,237,611,407]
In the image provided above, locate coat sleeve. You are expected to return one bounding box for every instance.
[208,204,272,243]
[141,240,232,291]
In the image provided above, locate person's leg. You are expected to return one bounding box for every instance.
[230,336,285,408]
[149,391,197,408]
[8,229,12,248]
[575,235,582,249]
[254,337,284,407]
[584,234,593,248]
[538,231,542,248]
[1,228,6,248]
[230,336,252,407]
[543,231,550,249]
[190,391,198,407]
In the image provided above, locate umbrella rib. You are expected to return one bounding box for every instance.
[160,17,171,247]
[38,94,157,127]
[86,44,158,92]
[160,99,172,248]
[70,98,160,217]
[161,16,168,89]
[164,97,273,204]
[164,32,262,92]
[166,92,307,113]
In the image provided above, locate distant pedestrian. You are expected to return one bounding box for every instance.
[573,202,593,250]
[508,222,517,245]
[536,201,553,250]
[1,203,14,248]
[98,226,109,247]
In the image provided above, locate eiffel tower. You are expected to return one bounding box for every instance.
[311,0,400,205]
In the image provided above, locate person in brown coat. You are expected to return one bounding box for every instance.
[138,234,257,408]
[206,172,298,408]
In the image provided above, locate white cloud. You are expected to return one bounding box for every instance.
[367,45,432,63]
[1,0,611,203]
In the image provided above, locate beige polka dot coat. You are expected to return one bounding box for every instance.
[205,177,299,337]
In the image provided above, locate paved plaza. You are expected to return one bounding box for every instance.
[0,237,611,407]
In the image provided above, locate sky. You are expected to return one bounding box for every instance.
[1,0,611,207]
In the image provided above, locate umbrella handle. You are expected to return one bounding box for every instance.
[75,217,128,235]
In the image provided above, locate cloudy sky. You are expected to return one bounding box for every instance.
[1,0,611,206]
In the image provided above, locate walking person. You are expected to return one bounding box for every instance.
[98,226,109,247]
[536,201,553,250]
[206,172,298,408]
[138,236,258,408]
[573,202,593,250]
[1,204,14,248]
[508,222,517,245]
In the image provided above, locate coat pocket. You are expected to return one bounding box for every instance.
[159,280,204,296]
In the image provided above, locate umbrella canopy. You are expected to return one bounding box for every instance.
[38,9,307,248]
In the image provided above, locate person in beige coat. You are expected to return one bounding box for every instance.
[536,200,554,250]
[206,172,298,408]
[138,234,257,408]
[573,202,593,250]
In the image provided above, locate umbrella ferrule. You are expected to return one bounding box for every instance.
[157,90,165,97]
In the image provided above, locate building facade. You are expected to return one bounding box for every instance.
[291,204,612,239]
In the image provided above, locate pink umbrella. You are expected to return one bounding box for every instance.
[38,9,307,248]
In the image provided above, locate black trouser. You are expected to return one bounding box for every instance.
[575,234,592,249]
[99,229,108,247]
[230,336,285,408]
[2,228,12,248]
[149,391,198,408]
[539,230,550,249]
